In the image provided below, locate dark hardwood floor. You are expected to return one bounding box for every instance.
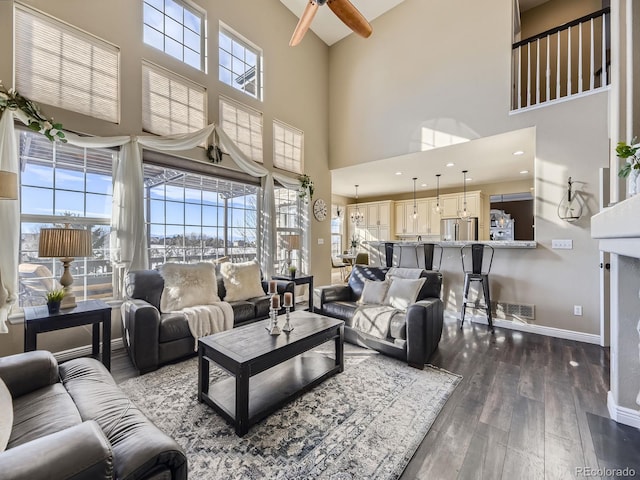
[110,314,640,480]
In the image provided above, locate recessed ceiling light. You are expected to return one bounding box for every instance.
[520,170,529,174]
[466,178,472,182]
[446,162,454,167]
[513,150,524,156]
[395,171,402,176]
[421,183,427,187]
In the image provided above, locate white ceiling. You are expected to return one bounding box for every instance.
[279,0,407,46]
[331,127,536,198]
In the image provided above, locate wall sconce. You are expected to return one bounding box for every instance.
[557,177,584,222]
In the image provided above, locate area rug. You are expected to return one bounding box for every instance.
[119,346,460,479]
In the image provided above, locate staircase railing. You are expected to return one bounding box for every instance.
[512,7,610,111]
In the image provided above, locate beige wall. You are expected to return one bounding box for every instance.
[329,0,609,335]
[520,0,602,38]
[0,0,331,355]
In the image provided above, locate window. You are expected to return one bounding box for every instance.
[274,188,302,274]
[14,4,120,123]
[273,120,303,174]
[331,214,343,257]
[143,0,205,71]
[142,61,207,136]
[219,96,263,163]
[218,24,262,100]
[143,163,258,268]
[18,130,114,307]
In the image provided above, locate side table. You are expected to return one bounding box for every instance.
[272,274,314,312]
[24,299,112,370]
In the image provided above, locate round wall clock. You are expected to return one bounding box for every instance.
[313,198,328,221]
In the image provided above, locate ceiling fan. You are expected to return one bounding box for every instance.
[289,0,373,46]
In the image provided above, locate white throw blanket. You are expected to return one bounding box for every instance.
[386,267,423,279]
[181,303,234,350]
[352,304,402,340]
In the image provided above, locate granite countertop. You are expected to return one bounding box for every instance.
[366,240,537,249]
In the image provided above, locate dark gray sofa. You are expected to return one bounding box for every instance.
[121,269,295,374]
[314,265,444,369]
[0,350,186,480]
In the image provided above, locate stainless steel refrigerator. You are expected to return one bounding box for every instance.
[440,217,479,241]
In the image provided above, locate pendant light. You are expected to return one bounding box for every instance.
[412,177,418,219]
[458,170,471,220]
[351,185,364,225]
[433,174,442,214]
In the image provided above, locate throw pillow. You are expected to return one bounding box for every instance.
[219,259,266,302]
[160,262,220,312]
[384,277,426,311]
[0,378,12,452]
[358,279,390,305]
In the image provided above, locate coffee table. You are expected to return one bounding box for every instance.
[197,310,344,436]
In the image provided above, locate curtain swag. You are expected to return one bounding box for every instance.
[0,103,311,332]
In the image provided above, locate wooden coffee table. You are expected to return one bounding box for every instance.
[197,310,344,436]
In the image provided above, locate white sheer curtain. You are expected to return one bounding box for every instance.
[274,173,311,274]
[0,111,20,332]
[0,112,303,326]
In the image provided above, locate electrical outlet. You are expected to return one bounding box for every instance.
[573,305,582,316]
[552,239,573,249]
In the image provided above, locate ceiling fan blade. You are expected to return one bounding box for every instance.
[289,1,320,47]
[327,0,372,38]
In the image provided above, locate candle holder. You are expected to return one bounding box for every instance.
[282,306,294,333]
[267,307,281,335]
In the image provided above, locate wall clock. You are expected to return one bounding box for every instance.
[313,198,328,221]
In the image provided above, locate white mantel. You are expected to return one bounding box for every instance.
[592,193,640,428]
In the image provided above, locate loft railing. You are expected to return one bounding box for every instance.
[512,7,610,111]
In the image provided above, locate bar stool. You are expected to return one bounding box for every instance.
[460,243,494,332]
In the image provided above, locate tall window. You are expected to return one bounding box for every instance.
[274,188,302,274]
[331,212,343,257]
[142,61,207,136]
[143,0,206,71]
[219,96,263,163]
[14,4,120,123]
[18,130,114,307]
[218,24,262,100]
[273,120,303,174]
[143,163,258,268]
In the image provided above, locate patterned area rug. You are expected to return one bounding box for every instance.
[119,345,460,479]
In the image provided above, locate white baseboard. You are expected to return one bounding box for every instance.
[607,391,640,429]
[54,338,124,363]
[462,313,601,345]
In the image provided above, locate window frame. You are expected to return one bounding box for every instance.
[142,0,207,71]
[218,22,263,101]
[273,119,304,175]
[274,187,303,274]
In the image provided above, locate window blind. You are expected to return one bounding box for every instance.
[273,120,303,174]
[142,61,207,136]
[14,5,120,124]
[219,96,263,163]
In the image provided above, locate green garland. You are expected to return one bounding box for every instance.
[0,83,66,142]
[298,174,314,202]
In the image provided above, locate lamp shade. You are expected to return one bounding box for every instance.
[282,234,301,250]
[38,227,93,258]
[0,171,17,200]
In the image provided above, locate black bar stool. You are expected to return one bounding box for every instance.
[460,243,494,332]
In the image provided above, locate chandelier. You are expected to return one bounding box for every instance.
[351,184,364,225]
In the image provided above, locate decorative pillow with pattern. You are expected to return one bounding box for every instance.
[0,378,12,452]
[219,259,266,302]
[160,262,220,312]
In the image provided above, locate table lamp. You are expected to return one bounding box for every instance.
[282,234,301,272]
[0,171,18,199]
[38,225,93,309]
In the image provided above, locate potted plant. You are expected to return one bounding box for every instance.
[616,138,640,197]
[45,289,65,314]
[288,265,297,279]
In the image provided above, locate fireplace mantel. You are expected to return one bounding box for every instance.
[591,194,640,428]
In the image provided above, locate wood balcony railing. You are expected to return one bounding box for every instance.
[512,7,610,111]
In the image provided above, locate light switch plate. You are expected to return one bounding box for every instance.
[317,238,324,245]
[552,239,573,249]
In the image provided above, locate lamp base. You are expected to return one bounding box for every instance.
[59,258,77,310]
[60,290,77,310]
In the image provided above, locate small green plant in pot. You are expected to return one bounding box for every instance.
[288,265,297,279]
[45,289,64,314]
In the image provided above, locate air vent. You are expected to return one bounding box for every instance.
[491,301,535,320]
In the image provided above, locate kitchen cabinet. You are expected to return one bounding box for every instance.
[395,199,439,237]
[347,201,394,250]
